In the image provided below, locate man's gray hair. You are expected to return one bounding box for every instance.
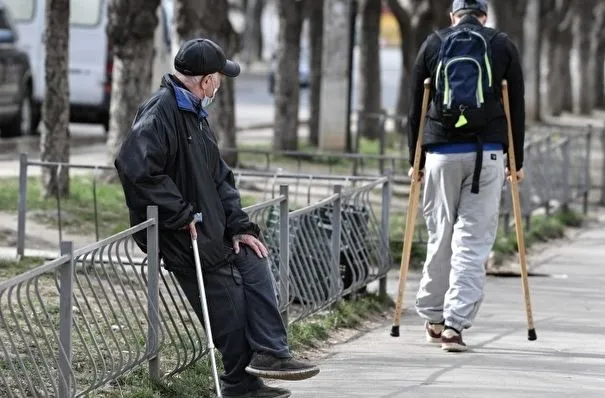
[174,71,203,88]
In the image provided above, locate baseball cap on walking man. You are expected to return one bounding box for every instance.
[451,0,488,15]
[174,38,241,78]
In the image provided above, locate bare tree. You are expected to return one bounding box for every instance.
[386,0,450,119]
[40,0,70,198]
[242,0,266,65]
[357,0,382,140]
[307,0,323,147]
[173,0,241,165]
[523,0,543,122]
[387,0,431,118]
[491,0,527,55]
[572,0,598,115]
[542,0,573,116]
[273,0,306,150]
[105,0,160,174]
[594,3,605,109]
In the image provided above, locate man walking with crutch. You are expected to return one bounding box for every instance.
[115,38,318,397]
[407,0,526,351]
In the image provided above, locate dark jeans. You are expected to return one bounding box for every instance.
[169,245,291,394]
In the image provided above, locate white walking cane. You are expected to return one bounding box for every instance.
[190,213,222,397]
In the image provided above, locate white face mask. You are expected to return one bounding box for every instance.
[201,80,218,108]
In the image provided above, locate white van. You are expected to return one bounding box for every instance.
[4,0,113,132]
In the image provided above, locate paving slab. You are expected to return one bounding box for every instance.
[274,221,605,398]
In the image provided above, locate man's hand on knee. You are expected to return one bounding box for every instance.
[232,234,269,258]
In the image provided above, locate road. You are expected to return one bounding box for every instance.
[0,48,403,161]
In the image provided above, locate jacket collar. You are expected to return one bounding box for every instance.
[457,15,483,27]
[162,73,208,120]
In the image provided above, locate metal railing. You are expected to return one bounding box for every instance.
[499,129,592,233]
[14,124,592,261]
[2,175,392,396]
[222,146,409,177]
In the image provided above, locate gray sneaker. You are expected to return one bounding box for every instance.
[221,385,292,398]
[245,353,320,381]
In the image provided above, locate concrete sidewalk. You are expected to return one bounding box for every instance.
[275,222,605,397]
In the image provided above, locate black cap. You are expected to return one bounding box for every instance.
[451,0,488,15]
[174,38,241,78]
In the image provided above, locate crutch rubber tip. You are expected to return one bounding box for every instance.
[390,325,400,337]
[528,328,537,341]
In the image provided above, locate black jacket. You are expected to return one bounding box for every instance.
[408,16,525,169]
[115,74,260,270]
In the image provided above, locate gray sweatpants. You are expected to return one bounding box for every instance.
[415,150,505,332]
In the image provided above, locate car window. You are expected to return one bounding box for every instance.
[3,0,35,22]
[4,0,102,26]
[0,10,11,30]
[71,0,102,26]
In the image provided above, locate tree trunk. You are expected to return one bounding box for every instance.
[595,44,605,109]
[242,0,265,64]
[523,0,542,122]
[307,0,323,147]
[572,3,596,115]
[318,0,353,151]
[273,0,305,150]
[173,0,240,165]
[41,0,70,199]
[560,29,574,113]
[491,0,527,56]
[429,0,452,29]
[387,0,435,118]
[387,0,409,118]
[542,0,573,116]
[357,0,382,140]
[106,0,160,176]
[546,37,573,116]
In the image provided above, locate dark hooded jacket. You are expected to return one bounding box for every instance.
[114,73,259,271]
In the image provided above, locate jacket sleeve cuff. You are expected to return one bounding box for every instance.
[227,222,261,240]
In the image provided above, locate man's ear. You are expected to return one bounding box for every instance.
[449,12,455,25]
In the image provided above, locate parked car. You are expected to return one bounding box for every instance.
[4,0,112,133]
[0,1,34,138]
[5,0,175,134]
[267,47,310,94]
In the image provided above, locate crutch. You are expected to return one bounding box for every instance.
[190,213,223,396]
[391,78,431,337]
[501,80,537,341]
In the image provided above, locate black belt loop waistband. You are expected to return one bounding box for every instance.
[471,137,483,194]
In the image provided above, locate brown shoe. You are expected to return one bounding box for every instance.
[441,328,467,352]
[425,322,444,343]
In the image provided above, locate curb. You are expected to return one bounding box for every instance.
[236,119,310,132]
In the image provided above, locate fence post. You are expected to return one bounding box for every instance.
[58,241,74,397]
[331,185,343,296]
[17,153,28,259]
[544,136,552,215]
[379,109,387,175]
[379,170,392,297]
[146,206,161,381]
[523,149,533,231]
[600,126,605,206]
[561,138,571,208]
[584,126,592,214]
[279,185,290,326]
